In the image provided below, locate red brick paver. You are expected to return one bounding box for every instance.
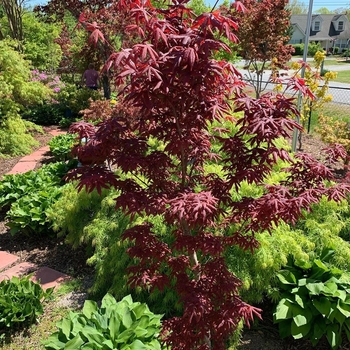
[31,267,73,290]
[0,262,37,282]
[0,251,19,271]
[6,161,37,175]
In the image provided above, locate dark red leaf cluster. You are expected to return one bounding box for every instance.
[322,143,349,165]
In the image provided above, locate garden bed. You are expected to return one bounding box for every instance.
[0,129,347,349]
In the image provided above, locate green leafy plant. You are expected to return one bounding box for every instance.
[43,294,165,350]
[0,276,53,342]
[23,103,66,126]
[0,162,74,210]
[0,39,51,157]
[6,187,63,235]
[273,250,350,349]
[49,133,78,161]
[0,162,76,235]
[56,83,102,118]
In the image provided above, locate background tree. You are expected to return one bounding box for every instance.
[228,0,294,97]
[21,12,62,71]
[287,0,307,14]
[0,0,26,47]
[0,39,51,156]
[68,0,350,348]
[315,7,334,14]
[35,0,125,98]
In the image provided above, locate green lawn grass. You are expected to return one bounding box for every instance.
[331,69,350,83]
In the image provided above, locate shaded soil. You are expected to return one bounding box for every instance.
[0,129,348,349]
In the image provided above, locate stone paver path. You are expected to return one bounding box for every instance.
[0,128,71,290]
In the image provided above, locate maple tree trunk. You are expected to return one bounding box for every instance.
[101,73,111,99]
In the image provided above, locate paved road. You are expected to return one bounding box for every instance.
[237,59,350,104]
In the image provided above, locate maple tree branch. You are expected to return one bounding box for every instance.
[210,0,220,12]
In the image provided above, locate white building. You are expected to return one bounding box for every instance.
[289,14,350,53]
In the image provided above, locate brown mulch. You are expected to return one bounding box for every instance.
[0,129,348,349]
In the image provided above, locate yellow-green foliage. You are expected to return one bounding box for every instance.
[225,196,350,304]
[48,184,181,316]
[0,39,51,109]
[225,222,313,303]
[315,113,350,152]
[0,39,51,157]
[296,197,350,271]
[0,117,39,157]
[47,183,115,247]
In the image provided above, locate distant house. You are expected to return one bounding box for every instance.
[289,14,350,53]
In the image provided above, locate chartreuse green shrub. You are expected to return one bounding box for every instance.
[47,184,181,317]
[225,195,350,305]
[0,39,51,157]
[273,251,350,349]
[0,276,53,342]
[0,162,76,235]
[225,222,314,304]
[43,294,165,350]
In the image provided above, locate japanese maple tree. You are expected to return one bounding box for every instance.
[225,0,294,97]
[67,0,350,349]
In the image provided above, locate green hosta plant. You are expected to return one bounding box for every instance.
[0,276,53,341]
[273,250,350,349]
[0,162,74,210]
[6,187,63,235]
[0,162,76,235]
[43,294,165,350]
[48,133,78,161]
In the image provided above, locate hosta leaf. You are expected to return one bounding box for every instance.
[294,294,305,308]
[338,300,350,317]
[122,310,133,328]
[305,282,324,295]
[334,289,347,301]
[116,328,134,343]
[103,339,114,349]
[82,300,98,318]
[312,297,332,317]
[334,309,346,325]
[81,326,105,345]
[293,311,312,327]
[276,270,297,285]
[64,334,85,349]
[101,293,117,308]
[133,326,148,338]
[323,281,338,296]
[310,318,327,343]
[128,339,148,349]
[61,318,72,339]
[278,320,292,338]
[273,299,293,322]
[291,319,311,339]
[132,304,148,319]
[109,313,121,341]
[326,324,341,349]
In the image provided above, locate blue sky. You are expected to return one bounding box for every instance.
[27,0,350,12]
[205,0,350,11]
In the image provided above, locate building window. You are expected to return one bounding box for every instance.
[314,21,320,31]
[338,21,344,31]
